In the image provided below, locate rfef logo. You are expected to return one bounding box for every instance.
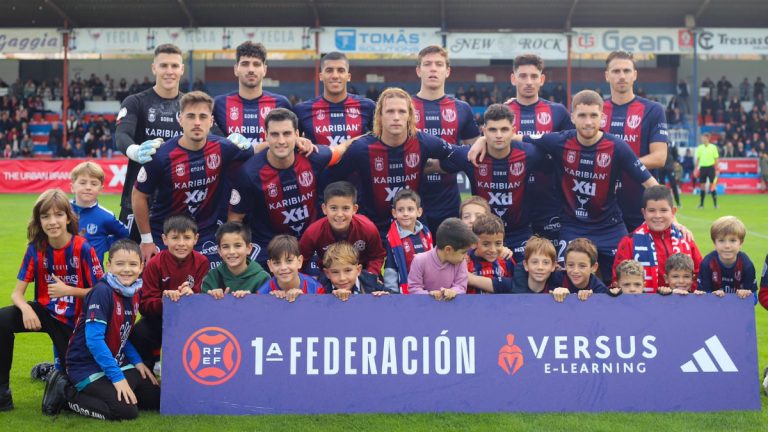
[498,334,524,376]
[183,327,241,386]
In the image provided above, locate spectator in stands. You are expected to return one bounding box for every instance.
[723,141,736,158]
[366,85,380,102]
[48,122,63,155]
[2,143,12,159]
[553,83,566,105]
[739,78,751,101]
[72,138,86,158]
[455,85,465,99]
[735,141,746,158]
[19,133,33,157]
[702,77,715,98]
[116,78,129,102]
[92,77,104,100]
[717,76,732,99]
[23,80,36,99]
[70,94,85,116]
[755,77,765,101]
[97,132,113,158]
[82,135,97,157]
[682,147,695,182]
[57,140,74,158]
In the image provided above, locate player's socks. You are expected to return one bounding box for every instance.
[711,191,718,208]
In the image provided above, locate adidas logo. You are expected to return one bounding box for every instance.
[680,335,738,373]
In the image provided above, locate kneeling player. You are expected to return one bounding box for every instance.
[45,240,159,420]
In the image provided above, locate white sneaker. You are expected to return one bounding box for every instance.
[762,366,768,395]
[153,361,162,378]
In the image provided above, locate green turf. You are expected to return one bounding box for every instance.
[0,192,766,430]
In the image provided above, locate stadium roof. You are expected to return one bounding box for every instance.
[1,0,766,30]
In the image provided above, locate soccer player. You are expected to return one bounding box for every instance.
[412,45,480,232]
[433,104,544,260]
[507,54,573,247]
[292,51,376,200]
[293,51,375,147]
[213,41,292,152]
[228,108,351,265]
[602,50,669,231]
[473,90,659,281]
[329,87,456,233]
[115,44,185,238]
[132,91,254,265]
[694,133,720,208]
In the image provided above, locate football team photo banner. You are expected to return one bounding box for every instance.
[161,295,759,415]
[0,158,127,194]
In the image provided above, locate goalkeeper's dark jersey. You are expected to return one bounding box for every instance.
[115,88,183,212]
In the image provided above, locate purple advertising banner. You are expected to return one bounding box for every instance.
[160,294,760,415]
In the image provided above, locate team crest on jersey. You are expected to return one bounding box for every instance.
[298,171,314,187]
[478,164,488,177]
[374,156,385,172]
[175,111,181,123]
[600,114,607,129]
[405,153,420,169]
[117,107,127,122]
[260,106,272,118]
[627,115,642,129]
[346,107,360,119]
[267,183,278,198]
[403,242,411,253]
[510,162,525,176]
[86,223,98,235]
[229,106,239,121]
[206,153,221,170]
[69,256,79,269]
[137,167,147,183]
[566,150,577,164]
[537,112,551,125]
[229,189,241,205]
[316,110,326,121]
[175,163,186,177]
[148,108,156,123]
[187,275,195,286]
[442,108,457,122]
[353,240,366,251]
[596,153,611,168]
[115,300,122,315]
[414,110,420,123]
[735,270,741,280]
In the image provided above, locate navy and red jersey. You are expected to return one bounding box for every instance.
[441,143,543,237]
[299,214,386,275]
[330,132,455,231]
[412,95,480,228]
[257,273,326,294]
[293,95,375,146]
[602,96,668,229]
[758,254,768,309]
[697,251,757,294]
[230,146,334,257]
[134,135,253,243]
[17,236,103,328]
[65,280,138,387]
[466,249,515,294]
[507,99,573,233]
[525,131,651,231]
[550,269,608,293]
[213,91,292,145]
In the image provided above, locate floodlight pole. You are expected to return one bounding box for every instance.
[61,24,70,148]
[691,28,700,147]
[565,32,576,110]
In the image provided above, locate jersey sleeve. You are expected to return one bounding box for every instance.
[138,258,163,317]
[192,254,209,293]
[555,105,575,130]
[80,241,104,286]
[84,321,125,384]
[230,164,256,215]
[459,104,481,141]
[212,95,227,134]
[17,244,37,282]
[615,140,652,184]
[521,141,546,170]
[84,285,112,325]
[115,95,141,152]
[647,103,669,144]
[441,146,472,174]
[697,257,714,292]
[309,145,334,172]
[743,255,757,292]
[277,95,293,109]
[422,133,455,160]
[298,225,318,271]
[524,132,560,157]
[133,155,163,195]
[105,214,130,239]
